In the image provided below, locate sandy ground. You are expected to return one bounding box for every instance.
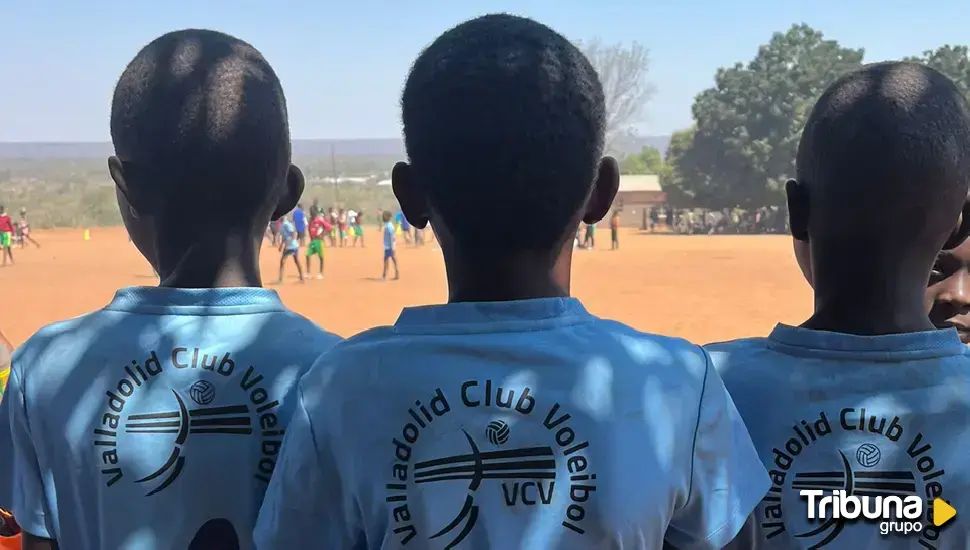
[0,227,813,346]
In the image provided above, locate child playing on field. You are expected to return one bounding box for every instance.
[610,209,621,250]
[352,209,365,247]
[381,209,399,280]
[255,14,766,550]
[16,209,38,249]
[304,209,331,279]
[0,29,342,550]
[277,215,304,283]
[709,62,970,549]
[0,207,14,266]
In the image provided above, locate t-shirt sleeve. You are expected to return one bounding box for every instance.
[663,352,769,550]
[253,385,362,549]
[0,365,53,538]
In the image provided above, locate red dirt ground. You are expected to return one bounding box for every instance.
[0,227,813,346]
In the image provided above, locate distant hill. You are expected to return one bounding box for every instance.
[0,135,672,159]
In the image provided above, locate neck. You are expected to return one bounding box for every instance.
[444,249,572,303]
[805,276,934,336]
[156,227,263,289]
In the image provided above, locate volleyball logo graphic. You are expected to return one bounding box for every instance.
[485,420,510,446]
[189,380,216,406]
[856,443,881,468]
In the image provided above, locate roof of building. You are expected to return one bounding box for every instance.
[618,174,661,192]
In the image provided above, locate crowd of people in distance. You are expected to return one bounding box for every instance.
[262,202,416,283]
[1,13,970,550]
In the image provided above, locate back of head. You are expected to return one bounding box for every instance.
[110,29,290,224]
[401,14,606,252]
[796,61,970,257]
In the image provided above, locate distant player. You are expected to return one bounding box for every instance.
[292,203,307,246]
[16,209,39,249]
[352,210,365,247]
[610,209,621,250]
[0,207,14,266]
[305,209,331,279]
[381,210,399,280]
[277,216,304,283]
[337,208,348,247]
[0,29,342,550]
[254,15,766,550]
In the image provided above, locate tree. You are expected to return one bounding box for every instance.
[906,45,970,97]
[579,39,655,151]
[620,145,664,175]
[671,24,864,209]
[658,127,697,207]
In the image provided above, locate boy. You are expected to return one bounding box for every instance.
[710,62,970,549]
[0,29,342,550]
[278,215,304,283]
[928,238,970,343]
[381,209,399,280]
[254,14,766,550]
[17,209,38,249]
[610,208,621,250]
[352,209,365,247]
[305,209,332,279]
[293,203,307,246]
[0,207,13,266]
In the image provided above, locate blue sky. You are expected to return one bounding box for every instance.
[1,0,967,141]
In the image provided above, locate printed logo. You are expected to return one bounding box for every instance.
[92,348,286,496]
[386,379,597,548]
[761,408,952,549]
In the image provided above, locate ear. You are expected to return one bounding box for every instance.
[786,178,810,242]
[582,157,620,224]
[392,162,430,229]
[109,156,149,218]
[943,193,970,250]
[272,164,305,221]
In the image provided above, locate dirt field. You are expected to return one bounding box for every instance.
[0,227,812,346]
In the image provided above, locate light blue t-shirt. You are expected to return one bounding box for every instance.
[707,325,970,550]
[280,220,298,251]
[254,298,769,549]
[383,221,396,251]
[0,287,341,550]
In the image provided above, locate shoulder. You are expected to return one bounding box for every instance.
[702,337,773,382]
[11,310,108,384]
[584,318,712,389]
[297,326,394,390]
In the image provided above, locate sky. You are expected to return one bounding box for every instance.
[1,0,968,142]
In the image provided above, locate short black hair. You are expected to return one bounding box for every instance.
[110,29,290,219]
[797,61,970,250]
[401,13,605,252]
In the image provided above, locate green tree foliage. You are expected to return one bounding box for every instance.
[906,45,970,95]
[620,145,664,175]
[672,24,865,209]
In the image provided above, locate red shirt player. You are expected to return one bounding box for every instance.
[308,213,332,241]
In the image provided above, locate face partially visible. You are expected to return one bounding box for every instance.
[927,239,970,343]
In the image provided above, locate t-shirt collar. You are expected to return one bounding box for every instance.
[104,286,286,316]
[767,323,967,361]
[393,297,592,334]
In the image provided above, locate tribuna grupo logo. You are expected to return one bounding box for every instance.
[801,490,955,537]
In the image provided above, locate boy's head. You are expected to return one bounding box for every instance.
[394,14,618,264]
[790,62,970,289]
[382,211,393,223]
[108,29,304,267]
[927,239,970,342]
[0,206,5,215]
